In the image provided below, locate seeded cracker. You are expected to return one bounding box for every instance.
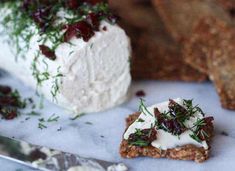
[183,16,235,110]
[152,0,231,42]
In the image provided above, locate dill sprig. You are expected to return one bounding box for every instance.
[47,113,60,122]
[38,118,47,129]
[138,98,153,116]
[136,118,145,123]
[38,122,47,129]
[51,66,64,101]
[128,125,157,147]
[70,113,86,120]
[189,118,210,143]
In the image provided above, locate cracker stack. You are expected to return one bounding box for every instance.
[109,0,235,110]
[109,0,207,81]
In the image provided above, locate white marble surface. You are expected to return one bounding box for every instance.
[1,71,235,171]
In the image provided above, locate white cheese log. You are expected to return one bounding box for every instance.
[0,21,131,113]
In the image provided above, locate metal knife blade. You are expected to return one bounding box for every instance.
[0,135,128,171]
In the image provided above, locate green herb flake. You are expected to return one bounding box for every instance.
[138,98,153,116]
[47,114,60,122]
[38,122,47,130]
[70,113,86,120]
[137,118,145,123]
[85,122,93,125]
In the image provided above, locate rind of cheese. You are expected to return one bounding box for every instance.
[124,98,208,150]
[0,20,131,113]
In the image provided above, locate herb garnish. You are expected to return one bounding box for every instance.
[128,127,157,147]
[137,118,145,123]
[138,98,153,116]
[189,117,214,142]
[47,113,60,122]
[0,85,28,120]
[85,121,93,125]
[38,122,47,129]
[70,113,86,120]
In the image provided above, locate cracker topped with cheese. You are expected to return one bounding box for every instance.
[120,98,214,163]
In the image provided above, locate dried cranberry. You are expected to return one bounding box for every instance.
[86,13,100,31]
[32,7,51,30]
[0,108,18,120]
[154,108,163,122]
[39,45,56,60]
[0,96,19,107]
[162,119,184,135]
[22,0,34,11]
[0,85,12,95]
[135,90,145,97]
[29,149,47,161]
[128,128,157,146]
[102,26,107,31]
[197,117,214,141]
[168,99,188,118]
[64,21,94,42]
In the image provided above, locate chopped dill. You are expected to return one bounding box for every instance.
[70,113,86,120]
[138,98,153,116]
[47,113,60,122]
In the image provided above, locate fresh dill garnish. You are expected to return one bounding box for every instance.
[189,133,202,143]
[38,118,45,122]
[38,117,47,129]
[183,99,205,117]
[137,118,145,123]
[85,121,93,125]
[27,111,41,116]
[129,139,149,147]
[25,117,31,121]
[47,113,60,122]
[38,122,47,129]
[51,66,64,101]
[128,127,157,147]
[191,118,207,130]
[70,113,86,120]
[138,98,153,116]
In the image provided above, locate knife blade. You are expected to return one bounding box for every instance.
[0,135,128,171]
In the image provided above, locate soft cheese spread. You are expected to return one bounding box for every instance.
[0,1,131,113]
[124,98,214,150]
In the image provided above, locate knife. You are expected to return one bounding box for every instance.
[0,135,128,171]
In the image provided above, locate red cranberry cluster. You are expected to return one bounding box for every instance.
[0,85,25,120]
[154,100,187,136]
[155,99,214,141]
[39,45,56,60]
[196,116,214,141]
[128,128,157,146]
[21,0,116,60]
[32,7,52,32]
[63,12,109,42]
